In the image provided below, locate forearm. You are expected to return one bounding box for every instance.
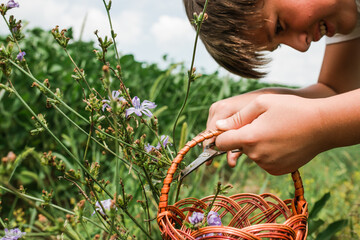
[259,82,337,98]
[318,88,360,149]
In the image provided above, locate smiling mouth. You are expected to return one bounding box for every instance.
[320,20,328,37]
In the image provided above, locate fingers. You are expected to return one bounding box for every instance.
[227,151,242,167]
[216,98,266,131]
[215,98,267,151]
[205,151,242,167]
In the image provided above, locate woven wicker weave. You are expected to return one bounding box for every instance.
[157,130,308,240]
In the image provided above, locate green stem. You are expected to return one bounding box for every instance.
[0,185,108,232]
[142,166,159,204]
[82,111,94,183]
[7,60,157,161]
[124,209,154,240]
[8,82,113,199]
[206,182,222,213]
[102,0,121,65]
[8,59,88,123]
[137,174,152,235]
[64,48,92,92]
[0,218,6,228]
[175,177,184,203]
[107,215,116,240]
[2,15,33,75]
[101,0,131,102]
[172,0,209,153]
[51,104,143,174]
[142,121,171,165]
[80,221,91,239]
[1,183,78,240]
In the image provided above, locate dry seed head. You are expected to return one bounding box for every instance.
[102,65,109,72]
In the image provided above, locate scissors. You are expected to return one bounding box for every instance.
[180,142,227,180]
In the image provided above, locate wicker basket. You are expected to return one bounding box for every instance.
[157,130,308,239]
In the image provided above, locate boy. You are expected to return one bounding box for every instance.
[183,0,360,175]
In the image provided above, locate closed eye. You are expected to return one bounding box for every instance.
[275,18,283,35]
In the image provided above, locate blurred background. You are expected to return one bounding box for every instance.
[0,0,326,87]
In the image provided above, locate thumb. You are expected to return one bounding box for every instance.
[216,112,243,130]
[216,99,266,130]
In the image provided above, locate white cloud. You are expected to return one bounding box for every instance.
[1,0,143,46]
[112,10,144,46]
[0,0,326,87]
[151,15,194,45]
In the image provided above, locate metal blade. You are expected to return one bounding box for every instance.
[180,148,220,180]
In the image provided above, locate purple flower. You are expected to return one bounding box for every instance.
[92,199,117,215]
[11,27,18,33]
[144,143,154,153]
[16,51,25,61]
[6,0,19,9]
[145,135,171,153]
[1,228,26,240]
[125,96,156,117]
[207,211,222,226]
[156,135,170,149]
[101,90,125,111]
[101,101,111,111]
[189,211,204,225]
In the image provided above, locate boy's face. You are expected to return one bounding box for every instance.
[254,0,358,52]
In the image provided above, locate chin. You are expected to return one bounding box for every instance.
[340,13,358,34]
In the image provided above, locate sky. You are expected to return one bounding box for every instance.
[1,0,327,87]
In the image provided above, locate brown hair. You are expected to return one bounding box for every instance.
[183,0,267,79]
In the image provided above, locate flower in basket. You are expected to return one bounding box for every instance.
[207,211,222,226]
[188,211,223,239]
[189,212,204,225]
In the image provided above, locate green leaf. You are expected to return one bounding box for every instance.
[308,219,325,234]
[316,219,348,240]
[17,170,40,185]
[309,192,331,219]
[178,122,188,150]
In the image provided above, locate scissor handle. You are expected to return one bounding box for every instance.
[157,129,305,215]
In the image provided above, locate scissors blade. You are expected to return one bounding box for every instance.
[180,148,222,180]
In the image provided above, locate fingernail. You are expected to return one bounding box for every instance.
[216,119,226,129]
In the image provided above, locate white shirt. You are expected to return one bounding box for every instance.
[326,0,360,44]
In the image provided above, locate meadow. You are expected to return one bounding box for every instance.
[0,1,359,239]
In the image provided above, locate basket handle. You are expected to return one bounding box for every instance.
[158,130,305,214]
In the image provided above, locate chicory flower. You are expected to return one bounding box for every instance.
[145,135,171,153]
[16,51,25,61]
[125,96,156,117]
[207,211,222,226]
[92,199,117,215]
[144,143,154,153]
[101,90,125,111]
[6,0,19,9]
[1,228,26,240]
[156,135,170,149]
[188,212,204,225]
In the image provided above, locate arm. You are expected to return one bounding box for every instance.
[211,37,360,174]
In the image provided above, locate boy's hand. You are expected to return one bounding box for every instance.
[205,88,290,167]
[214,94,328,175]
[205,91,266,166]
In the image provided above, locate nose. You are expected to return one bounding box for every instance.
[279,30,310,52]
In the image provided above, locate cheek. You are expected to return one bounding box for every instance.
[281,0,330,27]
